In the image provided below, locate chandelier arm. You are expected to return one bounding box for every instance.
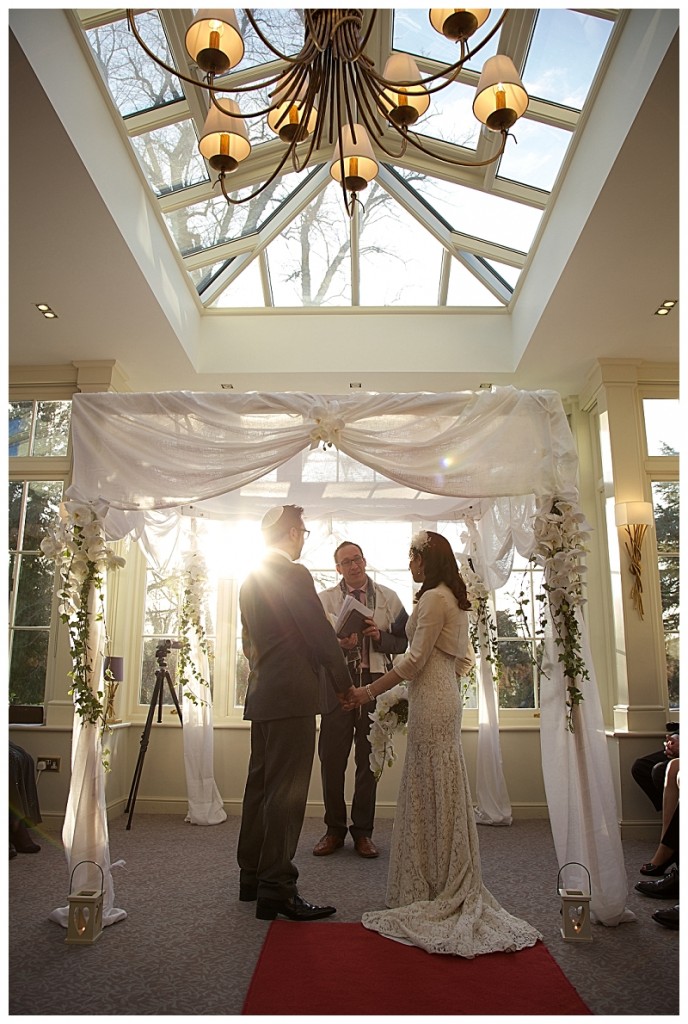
[355,69,411,159]
[409,10,510,90]
[341,9,378,63]
[217,141,297,206]
[401,128,509,169]
[243,9,314,66]
[304,9,332,55]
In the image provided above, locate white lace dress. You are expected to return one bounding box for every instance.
[362,584,541,957]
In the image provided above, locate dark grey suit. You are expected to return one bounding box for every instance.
[237,551,352,902]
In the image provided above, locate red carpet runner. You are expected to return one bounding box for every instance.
[242,921,591,1015]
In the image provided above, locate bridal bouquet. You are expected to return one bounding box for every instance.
[368,683,409,780]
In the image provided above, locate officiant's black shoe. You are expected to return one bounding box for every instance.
[256,893,336,921]
[635,866,679,900]
[239,884,258,902]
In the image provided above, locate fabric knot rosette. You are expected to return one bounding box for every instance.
[308,404,345,450]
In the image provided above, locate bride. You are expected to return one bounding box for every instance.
[343,530,541,957]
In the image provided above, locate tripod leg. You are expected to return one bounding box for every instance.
[164,670,184,725]
[125,672,163,830]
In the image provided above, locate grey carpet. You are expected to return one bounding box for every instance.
[9,814,678,1016]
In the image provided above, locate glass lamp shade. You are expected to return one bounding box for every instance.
[473,55,528,131]
[615,501,654,527]
[329,124,379,193]
[267,79,318,143]
[380,54,430,128]
[199,100,251,173]
[185,9,244,75]
[429,8,490,41]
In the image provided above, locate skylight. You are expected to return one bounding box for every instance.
[77,8,619,312]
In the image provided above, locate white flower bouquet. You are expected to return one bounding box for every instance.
[368,682,409,780]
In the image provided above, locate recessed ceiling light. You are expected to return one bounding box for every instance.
[655,307,670,316]
[479,382,493,390]
[654,299,677,316]
[662,299,677,308]
[349,382,362,389]
[35,302,58,318]
[220,383,234,389]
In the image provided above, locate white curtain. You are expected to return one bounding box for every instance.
[60,386,631,925]
[540,608,635,925]
[49,585,126,928]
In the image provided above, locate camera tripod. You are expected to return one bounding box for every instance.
[125,641,183,830]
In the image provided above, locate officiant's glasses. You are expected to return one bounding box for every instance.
[337,555,364,568]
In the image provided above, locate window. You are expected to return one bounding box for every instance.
[8,399,72,708]
[492,554,545,709]
[9,400,72,457]
[8,480,65,705]
[652,480,679,708]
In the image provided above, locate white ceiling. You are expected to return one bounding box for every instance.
[8,11,679,399]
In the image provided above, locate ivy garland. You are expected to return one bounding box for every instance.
[462,562,502,683]
[40,504,126,739]
[175,551,212,707]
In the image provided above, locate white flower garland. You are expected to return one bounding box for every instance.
[532,498,591,731]
[177,549,212,704]
[368,682,409,779]
[40,503,125,730]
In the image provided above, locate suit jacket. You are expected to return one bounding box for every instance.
[240,550,352,722]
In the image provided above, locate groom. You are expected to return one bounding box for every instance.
[237,505,353,921]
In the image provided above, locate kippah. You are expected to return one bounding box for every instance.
[261,506,285,531]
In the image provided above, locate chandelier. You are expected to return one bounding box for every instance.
[127,8,529,216]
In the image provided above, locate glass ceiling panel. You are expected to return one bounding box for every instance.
[85,12,184,117]
[163,170,306,256]
[131,120,209,197]
[392,9,502,74]
[447,260,503,307]
[220,9,308,72]
[190,260,229,292]
[399,171,542,253]
[266,181,351,306]
[497,118,571,194]
[212,259,265,308]
[484,260,521,289]
[359,200,444,306]
[524,9,614,109]
[412,79,479,151]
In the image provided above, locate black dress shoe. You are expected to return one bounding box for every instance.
[652,905,679,929]
[239,884,258,902]
[256,892,336,921]
[635,866,679,900]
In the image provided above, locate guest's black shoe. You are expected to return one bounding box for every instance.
[640,857,675,876]
[635,866,679,900]
[652,904,679,930]
[239,884,258,902]
[256,892,336,921]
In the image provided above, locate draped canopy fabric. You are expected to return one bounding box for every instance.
[66,388,579,532]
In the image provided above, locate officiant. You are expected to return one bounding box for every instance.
[315,541,408,859]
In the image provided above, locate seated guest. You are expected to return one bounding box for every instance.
[639,756,680,875]
[632,724,679,812]
[9,742,42,857]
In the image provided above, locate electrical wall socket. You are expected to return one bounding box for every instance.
[38,757,61,772]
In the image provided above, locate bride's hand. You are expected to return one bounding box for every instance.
[340,686,369,710]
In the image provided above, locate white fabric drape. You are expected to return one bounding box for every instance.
[60,386,631,925]
[49,586,126,929]
[540,608,634,925]
[474,602,513,827]
[182,625,227,827]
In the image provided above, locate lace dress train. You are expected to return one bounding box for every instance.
[362,646,541,957]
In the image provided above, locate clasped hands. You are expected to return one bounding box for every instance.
[338,685,371,711]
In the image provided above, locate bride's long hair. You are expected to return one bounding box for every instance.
[411,531,471,610]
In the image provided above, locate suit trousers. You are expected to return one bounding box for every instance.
[318,670,378,841]
[237,715,316,902]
